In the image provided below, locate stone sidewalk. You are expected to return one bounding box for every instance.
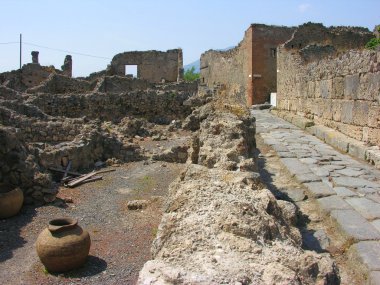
[253,109,380,285]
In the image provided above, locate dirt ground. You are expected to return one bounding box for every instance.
[0,159,185,285]
[255,135,364,285]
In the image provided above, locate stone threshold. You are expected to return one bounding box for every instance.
[272,109,380,170]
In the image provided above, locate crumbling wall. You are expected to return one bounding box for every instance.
[107,49,183,83]
[138,106,339,284]
[200,24,294,106]
[26,73,92,94]
[27,89,195,123]
[277,23,379,146]
[0,126,54,204]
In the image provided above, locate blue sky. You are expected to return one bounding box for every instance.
[1,0,379,77]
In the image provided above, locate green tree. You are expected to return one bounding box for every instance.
[365,38,380,50]
[183,66,200,82]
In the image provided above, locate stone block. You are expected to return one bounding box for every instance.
[348,141,368,161]
[280,158,311,176]
[291,115,314,129]
[371,220,380,233]
[294,173,322,183]
[341,101,354,124]
[304,182,335,198]
[332,76,344,99]
[344,74,360,99]
[346,197,380,220]
[366,147,380,170]
[334,187,357,197]
[368,128,380,147]
[317,195,352,213]
[331,100,342,122]
[331,210,380,241]
[369,271,380,285]
[352,101,370,126]
[319,79,332,99]
[332,176,379,189]
[350,241,380,271]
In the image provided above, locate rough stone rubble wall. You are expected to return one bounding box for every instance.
[277,47,380,146]
[137,104,339,284]
[26,90,195,123]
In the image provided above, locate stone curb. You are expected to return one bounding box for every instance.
[272,110,380,169]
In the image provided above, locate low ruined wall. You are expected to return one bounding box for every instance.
[27,73,92,94]
[277,47,380,146]
[27,90,195,123]
[0,102,83,143]
[138,107,339,284]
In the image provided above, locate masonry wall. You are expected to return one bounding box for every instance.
[26,90,195,123]
[277,45,379,146]
[200,25,294,106]
[107,49,183,83]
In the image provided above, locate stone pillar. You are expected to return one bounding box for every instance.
[61,55,72,77]
[375,25,380,39]
[177,48,184,81]
[31,51,39,64]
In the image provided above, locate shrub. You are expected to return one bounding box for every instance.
[365,38,380,50]
[183,66,200,82]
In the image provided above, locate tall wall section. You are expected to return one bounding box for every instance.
[200,25,294,106]
[276,23,378,145]
[200,28,252,105]
[250,25,295,104]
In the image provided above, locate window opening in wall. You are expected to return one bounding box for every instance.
[270,48,276,58]
[125,65,138,78]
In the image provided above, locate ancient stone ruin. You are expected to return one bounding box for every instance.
[0,21,380,284]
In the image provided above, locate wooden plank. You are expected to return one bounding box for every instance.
[62,161,72,180]
[64,176,102,187]
[49,167,81,176]
[95,169,116,175]
[66,171,98,188]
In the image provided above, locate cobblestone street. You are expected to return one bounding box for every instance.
[253,109,380,284]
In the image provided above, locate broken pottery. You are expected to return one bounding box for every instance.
[36,218,91,272]
[0,187,24,219]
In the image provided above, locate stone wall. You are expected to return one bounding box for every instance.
[27,89,196,124]
[200,24,294,106]
[107,49,183,83]
[277,24,379,146]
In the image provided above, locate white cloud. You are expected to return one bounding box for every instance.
[298,3,311,13]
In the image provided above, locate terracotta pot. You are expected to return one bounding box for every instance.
[0,187,24,219]
[36,218,91,272]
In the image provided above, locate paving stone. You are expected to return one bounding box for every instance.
[323,165,345,171]
[277,151,297,158]
[295,173,322,183]
[263,138,278,145]
[357,187,379,195]
[336,168,365,177]
[367,194,380,204]
[283,188,307,202]
[371,220,380,233]
[331,210,380,241]
[310,166,330,177]
[369,271,380,285]
[280,158,311,175]
[271,144,288,152]
[346,197,380,220]
[334,187,357,197]
[317,195,352,213]
[304,182,335,198]
[351,241,380,270]
[299,157,318,164]
[332,176,380,189]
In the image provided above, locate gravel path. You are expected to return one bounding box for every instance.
[0,160,185,285]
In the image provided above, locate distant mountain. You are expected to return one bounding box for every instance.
[184,59,200,73]
[184,46,235,73]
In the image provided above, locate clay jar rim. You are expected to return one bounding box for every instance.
[48,218,78,234]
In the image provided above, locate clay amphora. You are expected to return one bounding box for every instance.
[0,187,24,219]
[36,218,91,272]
